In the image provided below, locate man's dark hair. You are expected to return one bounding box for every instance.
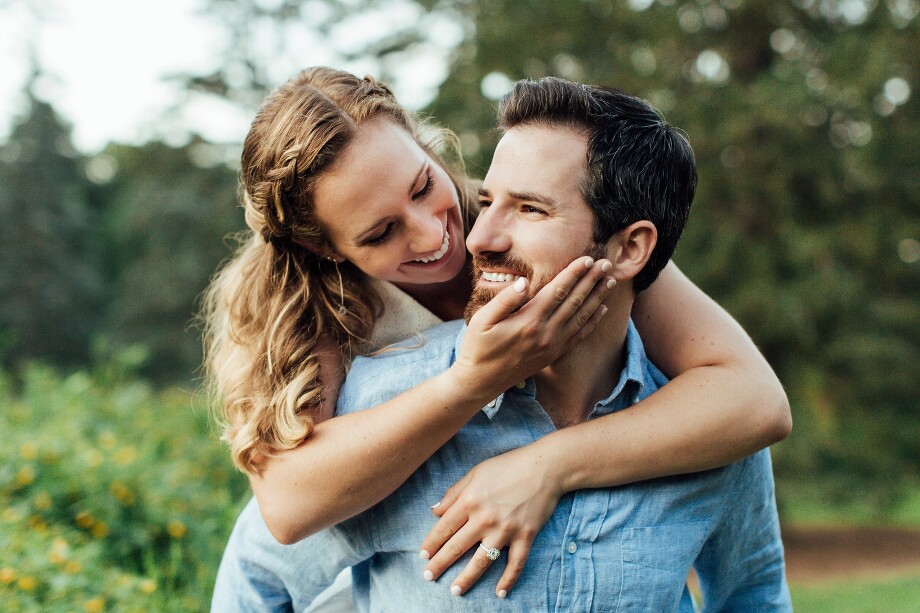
[498,77,697,293]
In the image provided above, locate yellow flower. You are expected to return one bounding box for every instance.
[91,522,109,538]
[49,538,69,564]
[85,449,104,469]
[34,491,53,510]
[84,597,106,612]
[115,446,137,465]
[64,560,82,574]
[109,481,136,506]
[0,568,15,584]
[75,511,95,529]
[28,515,48,532]
[19,442,38,460]
[98,431,116,450]
[167,520,186,539]
[3,508,22,523]
[17,575,37,591]
[138,579,156,594]
[15,466,35,486]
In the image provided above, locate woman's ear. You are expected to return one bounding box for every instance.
[608,221,658,284]
[292,237,345,263]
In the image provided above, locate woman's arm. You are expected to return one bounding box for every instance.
[250,257,613,544]
[420,261,791,596]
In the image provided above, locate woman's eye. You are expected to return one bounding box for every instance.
[365,223,394,246]
[477,200,492,210]
[413,171,435,200]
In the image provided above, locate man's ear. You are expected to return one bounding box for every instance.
[607,221,657,284]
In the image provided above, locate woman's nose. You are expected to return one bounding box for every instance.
[408,212,444,254]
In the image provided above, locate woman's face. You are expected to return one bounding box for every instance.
[312,118,467,288]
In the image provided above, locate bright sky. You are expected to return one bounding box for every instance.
[0,0,457,153]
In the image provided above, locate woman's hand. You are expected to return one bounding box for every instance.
[450,256,614,400]
[418,446,563,598]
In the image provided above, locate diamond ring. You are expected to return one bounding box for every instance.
[479,542,501,561]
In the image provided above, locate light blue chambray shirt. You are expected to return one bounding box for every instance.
[213,320,791,612]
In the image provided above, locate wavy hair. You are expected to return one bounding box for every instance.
[202,67,477,474]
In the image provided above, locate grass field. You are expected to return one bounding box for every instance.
[791,575,920,612]
[2,364,918,611]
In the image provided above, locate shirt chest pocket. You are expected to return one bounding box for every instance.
[616,522,708,613]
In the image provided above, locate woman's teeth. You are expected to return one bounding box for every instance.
[481,271,523,283]
[414,231,450,263]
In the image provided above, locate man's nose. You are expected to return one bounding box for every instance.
[466,208,511,256]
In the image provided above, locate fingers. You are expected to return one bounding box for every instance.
[494,538,533,598]
[430,475,467,518]
[447,540,505,597]
[419,502,468,561]
[467,276,529,328]
[544,258,613,330]
[423,521,486,583]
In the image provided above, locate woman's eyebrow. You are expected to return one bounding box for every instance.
[408,162,427,196]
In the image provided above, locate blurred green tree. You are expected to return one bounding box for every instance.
[91,139,241,382]
[0,86,103,367]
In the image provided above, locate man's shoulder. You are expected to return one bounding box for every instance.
[338,320,463,414]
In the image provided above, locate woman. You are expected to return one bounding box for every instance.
[204,67,791,599]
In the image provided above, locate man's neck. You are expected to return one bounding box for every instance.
[533,296,633,429]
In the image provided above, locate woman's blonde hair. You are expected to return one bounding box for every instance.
[203,67,477,474]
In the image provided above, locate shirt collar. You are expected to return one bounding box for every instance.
[453,319,647,420]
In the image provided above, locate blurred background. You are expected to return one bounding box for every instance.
[1,0,917,610]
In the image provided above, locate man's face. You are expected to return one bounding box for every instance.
[464,124,607,321]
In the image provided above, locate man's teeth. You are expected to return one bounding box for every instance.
[481,271,523,283]
[414,231,450,263]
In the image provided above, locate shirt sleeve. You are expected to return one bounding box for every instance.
[692,451,792,612]
[211,498,373,612]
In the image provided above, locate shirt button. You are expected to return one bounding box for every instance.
[567,542,577,554]
[486,399,497,408]
[515,380,526,389]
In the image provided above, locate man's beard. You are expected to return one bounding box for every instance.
[463,241,608,324]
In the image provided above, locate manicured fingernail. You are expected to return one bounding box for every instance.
[423,570,434,581]
[583,257,594,267]
[430,501,441,510]
[513,277,526,293]
[606,278,616,289]
[419,549,430,560]
[498,589,508,599]
[450,585,462,596]
[601,261,612,272]
[601,306,608,316]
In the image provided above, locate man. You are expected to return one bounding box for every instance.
[213,77,791,611]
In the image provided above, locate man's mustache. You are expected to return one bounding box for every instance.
[471,253,534,279]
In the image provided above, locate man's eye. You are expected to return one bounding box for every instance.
[365,223,394,246]
[522,205,546,215]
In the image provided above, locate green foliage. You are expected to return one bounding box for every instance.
[0,91,102,367]
[790,574,920,612]
[0,363,249,611]
[92,140,241,381]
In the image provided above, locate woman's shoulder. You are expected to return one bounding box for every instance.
[357,278,443,354]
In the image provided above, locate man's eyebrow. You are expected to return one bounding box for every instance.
[477,187,558,208]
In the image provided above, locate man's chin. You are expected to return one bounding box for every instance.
[463,287,499,324]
